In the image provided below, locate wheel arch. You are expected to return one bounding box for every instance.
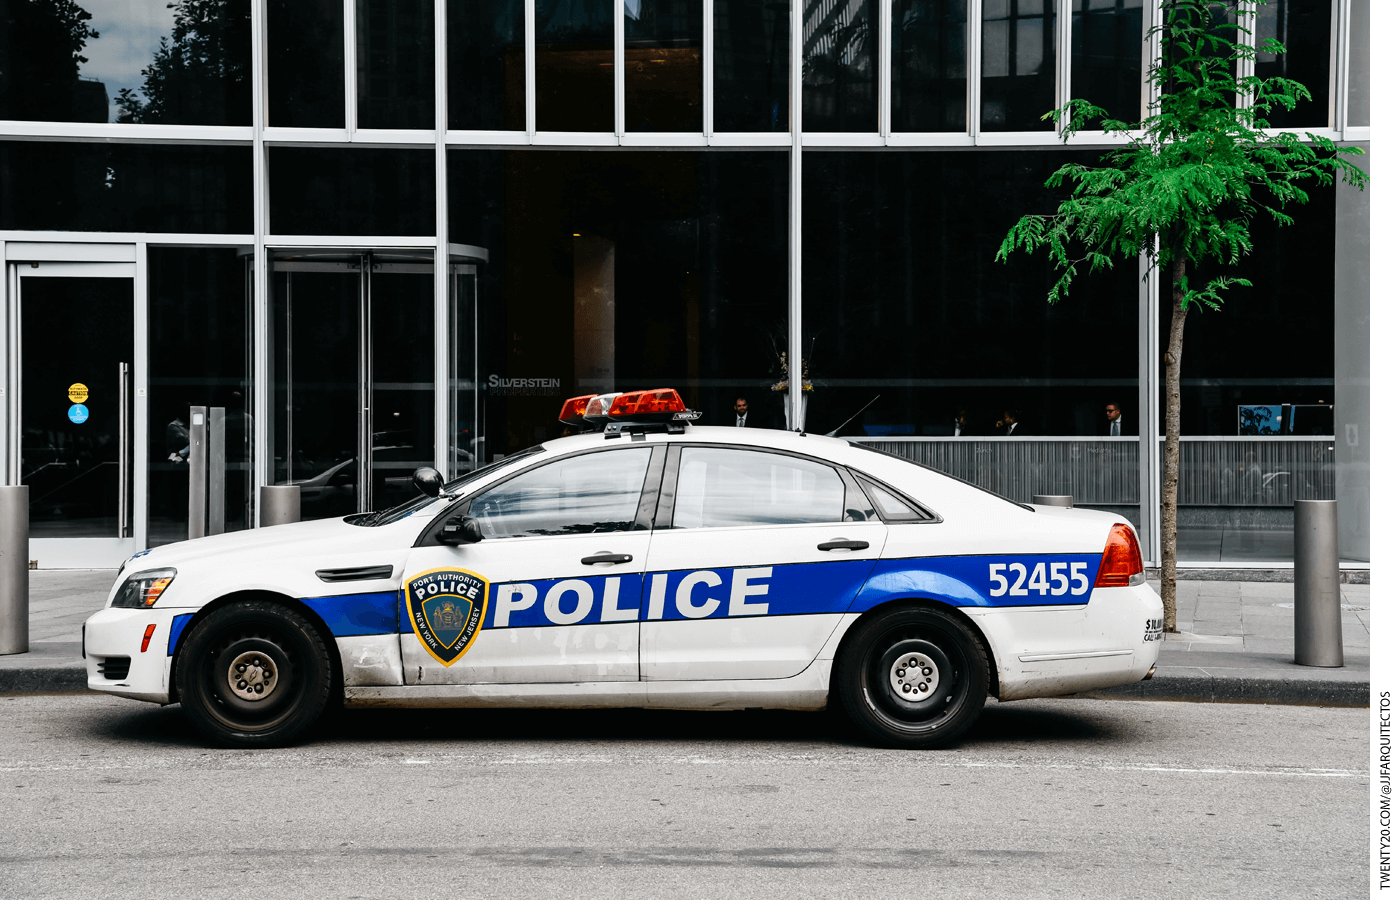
[167,590,345,707]
[835,596,1000,701]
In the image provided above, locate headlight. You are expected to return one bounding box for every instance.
[111,568,177,609]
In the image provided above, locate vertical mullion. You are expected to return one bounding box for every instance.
[1236,4,1254,108]
[1058,0,1073,134]
[969,0,982,138]
[1330,0,1344,131]
[526,0,537,137]
[879,0,892,138]
[616,0,626,137]
[434,0,450,474]
[1,250,8,484]
[359,253,372,512]
[345,0,358,133]
[788,0,802,430]
[1141,0,1157,123]
[132,244,149,549]
[252,0,270,520]
[1139,244,1161,567]
[703,0,715,136]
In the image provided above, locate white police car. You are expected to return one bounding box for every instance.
[84,388,1161,749]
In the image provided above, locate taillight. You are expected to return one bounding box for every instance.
[1094,523,1146,588]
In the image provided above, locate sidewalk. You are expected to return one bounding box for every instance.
[0,570,1372,707]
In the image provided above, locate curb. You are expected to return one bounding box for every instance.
[0,664,88,695]
[1,669,1371,707]
[1076,673,1370,707]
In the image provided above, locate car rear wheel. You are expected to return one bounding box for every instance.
[174,600,332,748]
[834,606,989,749]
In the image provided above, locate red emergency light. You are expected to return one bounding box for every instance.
[558,394,598,427]
[605,388,687,422]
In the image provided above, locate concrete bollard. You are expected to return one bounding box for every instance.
[0,486,29,655]
[1032,495,1074,508]
[259,485,301,528]
[1294,499,1343,667]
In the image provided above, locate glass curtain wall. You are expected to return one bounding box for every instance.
[803,0,879,132]
[714,0,790,131]
[1070,0,1143,126]
[625,0,704,131]
[536,0,615,132]
[892,0,968,133]
[981,0,1057,131]
[448,0,527,130]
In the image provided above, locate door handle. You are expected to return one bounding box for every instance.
[581,552,633,565]
[817,539,869,552]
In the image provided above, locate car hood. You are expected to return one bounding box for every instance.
[125,515,428,608]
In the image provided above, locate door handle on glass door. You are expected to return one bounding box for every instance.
[817,539,869,552]
[581,552,633,565]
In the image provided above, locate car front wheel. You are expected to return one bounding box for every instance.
[174,600,333,748]
[834,605,989,749]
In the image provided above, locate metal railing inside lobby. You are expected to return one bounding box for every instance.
[849,436,1337,564]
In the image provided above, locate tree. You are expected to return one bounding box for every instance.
[995,0,1365,631]
[115,0,250,125]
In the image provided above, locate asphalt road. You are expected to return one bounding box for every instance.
[0,695,1367,899]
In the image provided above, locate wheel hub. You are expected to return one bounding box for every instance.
[889,651,939,702]
[227,650,278,701]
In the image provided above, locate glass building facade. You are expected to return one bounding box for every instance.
[0,0,1370,570]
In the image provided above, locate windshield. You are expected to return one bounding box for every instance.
[352,445,546,526]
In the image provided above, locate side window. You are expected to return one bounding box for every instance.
[467,448,653,538]
[673,448,845,528]
[855,474,937,523]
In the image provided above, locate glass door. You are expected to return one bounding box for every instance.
[10,259,141,566]
[271,252,435,519]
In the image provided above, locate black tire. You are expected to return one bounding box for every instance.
[834,605,989,749]
[174,600,333,748]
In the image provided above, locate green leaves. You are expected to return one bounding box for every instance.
[996,0,1367,307]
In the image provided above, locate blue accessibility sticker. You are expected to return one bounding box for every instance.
[68,403,89,424]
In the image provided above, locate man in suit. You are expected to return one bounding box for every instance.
[1102,401,1136,436]
[733,397,754,428]
[996,408,1031,436]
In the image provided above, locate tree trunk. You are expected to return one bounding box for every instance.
[1161,257,1189,633]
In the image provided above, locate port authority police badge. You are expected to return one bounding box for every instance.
[404,568,490,666]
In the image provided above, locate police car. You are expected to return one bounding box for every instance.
[83,388,1162,749]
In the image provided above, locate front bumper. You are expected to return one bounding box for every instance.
[84,607,191,703]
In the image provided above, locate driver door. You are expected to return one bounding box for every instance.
[400,446,661,684]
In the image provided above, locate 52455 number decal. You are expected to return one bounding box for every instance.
[988,562,1091,598]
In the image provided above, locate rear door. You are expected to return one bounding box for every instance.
[640,445,887,681]
[401,445,661,684]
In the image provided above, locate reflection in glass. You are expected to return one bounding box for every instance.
[448,0,526,130]
[981,0,1055,131]
[892,0,967,132]
[0,0,251,125]
[357,0,434,129]
[20,277,133,538]
[468,448,652,537]
[148,248,251,545]
[803,0,878,132]
[1347,0,1368,128]
[1158,178,1335,437]
[1070,0,1142,126]
[714,0,789,131]
[624,0,702,132]
[268,0,345,127]
[0,141,253,233]
[447,149,788,460]
[802,150,1138,438]
[1254,0,1331,128]
[536,0,614,132]
[674,448,845,527]
[269,147,435,236]
[272,266,359,519]
[371,269,436,511]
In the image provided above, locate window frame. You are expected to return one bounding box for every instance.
[413,443,666,546]
[655,441,868,531]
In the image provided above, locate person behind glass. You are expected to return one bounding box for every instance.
[995,408,1030,436]
[1103,401,1130,437]
[733,397,753,428]
[952,408,970,437]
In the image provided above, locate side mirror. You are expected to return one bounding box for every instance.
[412,466,445,499]
[436,515,483,546]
